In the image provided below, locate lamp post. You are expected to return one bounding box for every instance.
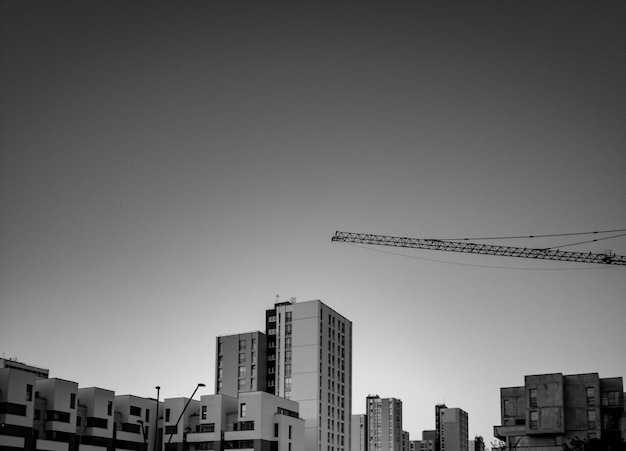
[154,386,161,451]
[166,383,205,449]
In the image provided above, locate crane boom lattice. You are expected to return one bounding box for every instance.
[331,231,626,265]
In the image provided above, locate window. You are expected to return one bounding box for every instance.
[529,389,537,408]
[34,409,41,420]
[586,387,596,406]
[602,391,621,407]
[289,425,292,439]
[130,405,142,416]
[529,411,539,430]
[26,384,33,402]
[240,403,246,418]
[251,365,256,377]
[239,366,246,378]
[274,423,279,437]
[286,312,292,322]
[587,410,596,429]
[165,425,177,435]
[202,405,207,420]
[238,379,246,389]
[165,408,171,422]
[252,338,257,350]
[239,339,246,351]
[107,401,113,416]
[200,423,215,433]
[70,393,76,409]
[239,353,245,364]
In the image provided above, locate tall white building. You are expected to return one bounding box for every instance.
[366,396,403,451]
[266,300,352,451]
[435,406,468,451]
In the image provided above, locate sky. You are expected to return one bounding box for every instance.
[1,0,626,444]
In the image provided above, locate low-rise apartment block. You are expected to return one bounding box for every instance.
[494,373,625,451]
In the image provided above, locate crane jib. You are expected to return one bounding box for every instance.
[331,231,626,265]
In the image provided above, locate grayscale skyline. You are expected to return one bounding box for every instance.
[1,0,625,443]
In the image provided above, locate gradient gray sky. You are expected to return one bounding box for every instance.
[1,0,625,443]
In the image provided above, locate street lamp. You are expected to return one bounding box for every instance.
[154,386,161,451]
[166,383,206,448]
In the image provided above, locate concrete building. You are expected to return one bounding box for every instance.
[257,299,351,451]
[115,394,161,451]
[435,406,467,451]
[366,396,403,451]
[216,299,353,451]
[166,391,304,451]
[0,365,38,451]
[216,332,268,397]
[76,387,115,451]
[1,358,49,380]
[409,430,435,451]
[468,436,483,451]
[401,432,410,451]
[33,377,80,451]
[350,415,367,451]
[494,373,625,451]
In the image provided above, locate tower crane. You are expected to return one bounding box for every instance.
[331,231,626,265]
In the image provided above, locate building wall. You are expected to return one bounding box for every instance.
[216,332,267,398]
[367,397,403,451]
[185,392,304,451]
[438,408,468,451]
[0,368,37,451]
[494,373,625,451]
[268,300,352,451]
[350,415,367,451]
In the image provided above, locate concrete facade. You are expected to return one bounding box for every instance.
[350,415,366,451]
[166,391,304,451]
[366,397,403,451]
[216,333,268,398]
[494,373,624,451]
[266,300,352,451]
[436,407,467,451]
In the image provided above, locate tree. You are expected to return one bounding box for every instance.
[563,436,626,451]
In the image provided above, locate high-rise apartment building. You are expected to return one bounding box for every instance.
[367,396,403,451]
[266,300,352,451]
[494,373,625,451]
[435,405,468,451]
[351,415,367,451]
[216,332,268,397]
[216,299,353,451]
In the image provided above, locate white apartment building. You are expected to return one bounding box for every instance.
[366,396,403,451]
[266,300,352,451]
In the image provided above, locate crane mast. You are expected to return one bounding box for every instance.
[331,231,626,265]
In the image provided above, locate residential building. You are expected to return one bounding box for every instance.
[0,365,38,451]
[76,387,115,451]
[351,415,367,451]
[115,394,161,451]
[436,406,468,451]
[0,358,49,380]
[402,431,410,451]
[216,332,268,398]
[265,299,353,451]
[169,391,304,451]
[366,396,403,451]
[468,436,483,451]
[494,373,625,451]
[409,430,436,451]
[34,377,80,451]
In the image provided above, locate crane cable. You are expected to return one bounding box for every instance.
[437,227,626,242]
